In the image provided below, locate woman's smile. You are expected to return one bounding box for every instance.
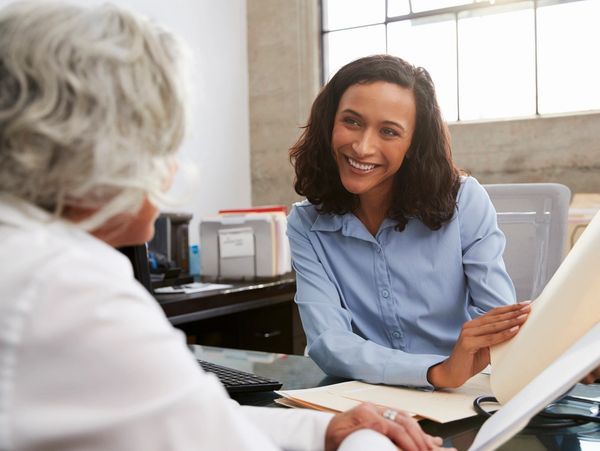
[345,155,377,173]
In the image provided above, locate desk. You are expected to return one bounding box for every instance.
[155,275,306,355]
[192,345,600,451]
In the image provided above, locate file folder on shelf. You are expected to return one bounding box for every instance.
[200,206,291,279]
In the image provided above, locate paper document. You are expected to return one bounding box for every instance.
[332,375,490,423]
[469,321,600,451]
[154,282,233,294]
[491,211,600,404]
[277,375,491,423]
[276,384,363,413]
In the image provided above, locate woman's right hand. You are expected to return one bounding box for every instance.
[427,301,531,389]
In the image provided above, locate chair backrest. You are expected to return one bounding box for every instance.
[483,183,571,301]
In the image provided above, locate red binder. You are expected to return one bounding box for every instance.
[218,205,288,215]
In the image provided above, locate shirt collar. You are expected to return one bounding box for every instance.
[0,193,89,240]
[311,210,399,242]
[0,193,55,228]
[0,193,129,267]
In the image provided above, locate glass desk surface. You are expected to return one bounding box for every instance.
[191,345,600,450]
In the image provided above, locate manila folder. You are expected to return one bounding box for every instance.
[490,210,600,404]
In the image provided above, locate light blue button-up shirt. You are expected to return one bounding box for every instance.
[287,177,516,388]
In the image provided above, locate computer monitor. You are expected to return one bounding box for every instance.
[117,244,152,294]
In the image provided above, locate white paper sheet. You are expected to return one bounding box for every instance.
[469,322,600,451]
[153,282,233,294]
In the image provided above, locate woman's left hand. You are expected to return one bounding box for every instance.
[427,301,531,388]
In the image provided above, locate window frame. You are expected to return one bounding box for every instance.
[320,0,594,122]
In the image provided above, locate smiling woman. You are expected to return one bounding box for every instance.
[331,81,415,234]
[288,55,524,390]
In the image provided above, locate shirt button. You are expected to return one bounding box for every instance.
[376,247,382,253]
[382,289,389,298]
[392,331,401,339]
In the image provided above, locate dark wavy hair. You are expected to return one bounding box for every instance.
[289,55,462,231]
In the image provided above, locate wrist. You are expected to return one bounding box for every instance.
[427,361,445,388]
[427,359,461,389]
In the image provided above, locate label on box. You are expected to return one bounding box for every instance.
[218,227,255,258]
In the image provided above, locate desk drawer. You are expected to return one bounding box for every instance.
[177,302,296,354]
[239,303,292,353]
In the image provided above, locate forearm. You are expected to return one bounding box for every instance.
[309,331,446,388]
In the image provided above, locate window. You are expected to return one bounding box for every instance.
[321,0,600,122]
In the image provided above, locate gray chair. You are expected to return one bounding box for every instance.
[484,183,571,300]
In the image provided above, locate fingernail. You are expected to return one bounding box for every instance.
[517,314,528,320]
[510,325,519,332]
[519,300,532,305]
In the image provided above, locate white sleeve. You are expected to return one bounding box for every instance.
[13,250,285,451]
[241,406,333,451]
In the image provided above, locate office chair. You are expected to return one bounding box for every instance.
[484,183,571,301]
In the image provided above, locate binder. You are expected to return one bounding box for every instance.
[200,205,291,279]
[200,214,282,278]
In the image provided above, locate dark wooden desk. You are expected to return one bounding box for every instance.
[155,275,306,355]
[193,345,600,451]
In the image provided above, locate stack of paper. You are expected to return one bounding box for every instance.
[154,282,233,294]
[220,206,292,277]
[277,374,492,423]
[200,205,292,278]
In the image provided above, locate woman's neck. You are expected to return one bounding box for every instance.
[355,191,392,237]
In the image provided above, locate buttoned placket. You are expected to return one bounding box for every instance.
[374,230,404,349]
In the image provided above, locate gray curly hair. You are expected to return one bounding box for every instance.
[0,1,187,229]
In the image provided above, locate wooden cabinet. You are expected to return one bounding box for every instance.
[155,275,306,355]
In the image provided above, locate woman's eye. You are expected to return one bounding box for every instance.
[381,128,399,137]
[343,117,360,126]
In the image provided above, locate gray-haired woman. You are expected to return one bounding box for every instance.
[0,2,449,450]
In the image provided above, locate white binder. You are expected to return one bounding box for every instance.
[200,214,281,278]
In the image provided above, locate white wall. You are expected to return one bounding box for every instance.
[0,0,252,245]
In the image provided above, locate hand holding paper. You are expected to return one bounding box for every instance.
[428,302,531,389]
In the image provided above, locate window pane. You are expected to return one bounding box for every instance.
[458,3,535,120]
[412,0,473,13]
[324,25,387,81]
[387,0,411,17]
[388,15,458,121]
[537,0,600,114]
[323,0,385,31]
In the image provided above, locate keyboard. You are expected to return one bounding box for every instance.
[198,359,282,394]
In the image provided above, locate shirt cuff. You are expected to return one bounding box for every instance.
[240,405,334,450]
[382,353,447,389]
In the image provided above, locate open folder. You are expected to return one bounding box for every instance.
[469,322,600,451]
[278,211,600,430]
[490,210,600,404]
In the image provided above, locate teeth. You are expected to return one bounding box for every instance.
[347,157,375,171]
